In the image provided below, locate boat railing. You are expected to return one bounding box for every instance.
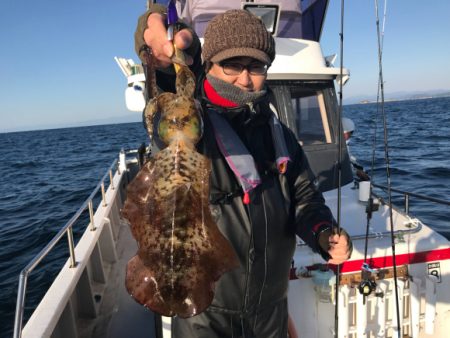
[13,151,127,338]
[372,182,450,214]
[348,182,450,241]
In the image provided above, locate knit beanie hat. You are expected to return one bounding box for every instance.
[202,10,276,66]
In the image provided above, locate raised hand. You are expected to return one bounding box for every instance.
[144,13,194,69]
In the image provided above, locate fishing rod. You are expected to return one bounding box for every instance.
[373,0,402,337]
[358,0,390,320]
[334,0,345,337]
[365,1,388,262]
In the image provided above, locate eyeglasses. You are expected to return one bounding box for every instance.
[220,62,268,76]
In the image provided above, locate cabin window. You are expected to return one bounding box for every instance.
[291,88,332,145]
[270,81,334,145]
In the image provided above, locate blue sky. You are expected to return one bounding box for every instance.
[322,1,450,101]
[1,1,449,132]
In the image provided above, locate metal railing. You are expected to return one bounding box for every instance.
[372,182,450,214]
[13,156,122,338]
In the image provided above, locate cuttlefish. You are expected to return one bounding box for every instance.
[121,48,238,318]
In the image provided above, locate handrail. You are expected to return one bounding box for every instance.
[372,182,450,213]
[13,157,120,338]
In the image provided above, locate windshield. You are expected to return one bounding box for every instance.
[268,79,353,191]
[291,88,332,145]
[269,80,337,146]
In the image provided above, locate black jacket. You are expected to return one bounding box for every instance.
[197,89,334,312]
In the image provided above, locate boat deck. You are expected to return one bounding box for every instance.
[95,221,157,338]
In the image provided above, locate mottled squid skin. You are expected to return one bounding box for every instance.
[122,61,238,318]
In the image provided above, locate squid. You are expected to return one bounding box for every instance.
[121,48,238,318]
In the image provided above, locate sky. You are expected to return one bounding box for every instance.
[322,1,450,101]
[0,0,449,133]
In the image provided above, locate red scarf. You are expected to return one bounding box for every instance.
[203,79,239,108]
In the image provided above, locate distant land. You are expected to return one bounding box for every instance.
[345,89,450,105]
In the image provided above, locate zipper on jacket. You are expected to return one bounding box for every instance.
[253,192,269,331]
[241,201,254,313]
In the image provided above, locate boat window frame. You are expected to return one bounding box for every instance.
[267,79,353,192]
[268,80,339,147]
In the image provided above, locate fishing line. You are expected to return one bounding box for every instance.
[364,0,388,265]
[373,0,401,336]
[364,0,387,264]
[334,1,345,337]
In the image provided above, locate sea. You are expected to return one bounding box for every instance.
[0,97,449,336]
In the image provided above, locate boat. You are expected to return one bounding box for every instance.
[13,1,450,337]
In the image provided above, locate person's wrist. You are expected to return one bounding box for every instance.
[147,3,168,17]
[317,228,332,252]
[315,226,332,261]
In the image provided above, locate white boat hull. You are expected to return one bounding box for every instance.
[288,185,450,338]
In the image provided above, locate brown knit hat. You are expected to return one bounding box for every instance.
[202,10,275,66]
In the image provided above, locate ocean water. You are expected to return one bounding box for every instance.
[0,97,449,336]
[0,123,147,336]
[345,97,450,238]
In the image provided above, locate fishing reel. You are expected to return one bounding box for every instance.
[358,278,376,297]
[358,263,378,304]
